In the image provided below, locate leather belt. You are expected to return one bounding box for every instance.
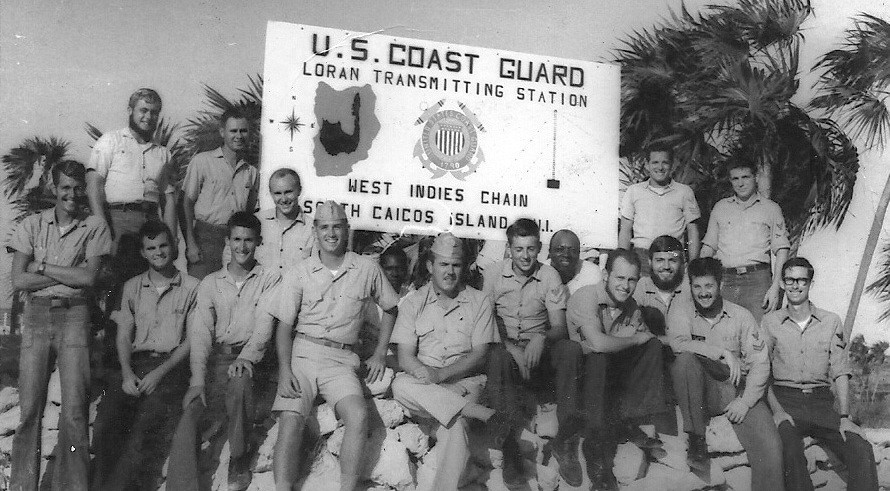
[215,344,244,355]
[724,263,771,275]
[29,296,88,309]
[775,385,830,395]
[295,332,352,350]
[132,350,166,359]
[108,201,158,214]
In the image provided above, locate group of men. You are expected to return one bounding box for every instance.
[4,87,879,491]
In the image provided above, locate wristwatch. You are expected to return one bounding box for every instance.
[36,260,46,275]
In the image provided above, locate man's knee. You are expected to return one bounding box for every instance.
[488,344,512,368]
[227,373,252,399]
[671,351,698,375]
[845,432,876,462]
[336,396,368,429]
[552,338,583,358]
[276,411,306,440]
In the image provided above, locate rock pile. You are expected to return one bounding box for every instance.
[1,371,890,490]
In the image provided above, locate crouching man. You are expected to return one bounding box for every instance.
[764,257,878,491]
[667,257,783,490]
[391,233,505,491]
[271,201,399,491]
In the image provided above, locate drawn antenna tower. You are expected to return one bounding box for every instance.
[547,109,560,189]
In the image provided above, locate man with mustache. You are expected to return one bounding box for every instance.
[483,218,583,486]
[700,160,790,322]
[633,235,691,339]
[390,233,505,491]
[667,257,783,490]
[86,88,177,281]
[183,108,258,279]
[10,161,112,491]
[618,144,701,274]
[167,212,281,491]
[764,257,878,491]
[91,221,197,490]
[567,249,668,491]
[548,229,602,295]
[253,168,315,272]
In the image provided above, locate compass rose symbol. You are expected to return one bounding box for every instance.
[279,108,304,141]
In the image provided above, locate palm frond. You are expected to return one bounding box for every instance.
[867,242,890,322]
[1,137,71,221]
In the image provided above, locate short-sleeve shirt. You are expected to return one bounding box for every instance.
[702,193,790,268]
[271,251,400,345]
[9,209,112,298]
[620,181,701,249]
[391,283,499,368]
[112,271,199,353]
[666,299,769,407]
[761,303,853,390]
[254,208,315,271]
[182,147,259,226]
[565,260,603,295]
[189,264,281,386]
[86,128,174,204]
[633,275,692,335]
[567,282,647,353]
[483,260,567,340]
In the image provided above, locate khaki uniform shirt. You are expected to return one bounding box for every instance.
[271,251,400,345]
[667,299,769,407]
[483,260,567,340]
[567,282,647,353]
[702,193,790,268]
[112,271,199,353]
[762,303,853,390]
[633,275,692,334]
[182,147,259,226]
[87,128,174,204]
[254,208,315,271]
[620,180,701,249]
[189,264,281,386]
[391,283,499,369]
[9,209,112,298]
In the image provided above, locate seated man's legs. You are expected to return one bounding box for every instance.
[485,343,524,424]
[729,401,784,491]
[776,420,812,491]
[226,369,256,462]
[671,352,710,461]
[547,339,584,444]
[273,411,307,491]
[334,395,368,491]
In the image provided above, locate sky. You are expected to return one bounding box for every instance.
[3,0,890,342]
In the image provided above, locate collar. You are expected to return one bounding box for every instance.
[308,250,356,274]
[140,270,183,288]
[641,274,684,296]
[500,259,542,281]
[217,262,264,283]
[121,127,160,148]
[259,207,306,224]
[595,281,638,313]
[423,282,470,305]
[214,146,251,173]
[779,302,823,324]
[693,299,730,321]
[728,192,763,208]
[41,208,86,228]
[646,180,674,193]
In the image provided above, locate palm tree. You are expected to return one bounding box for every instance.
[812,14,890,336]
[1,136,72,222]
[616,0,859,247]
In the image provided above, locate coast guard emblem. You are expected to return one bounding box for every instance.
[413,100,486,180]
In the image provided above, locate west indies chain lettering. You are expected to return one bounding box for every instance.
[260,22,619,246]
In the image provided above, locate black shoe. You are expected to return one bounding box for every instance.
[588,464,618,491]
[686,433,710,474]
[502,440,526,486]
[486,411,511,448]
[547,438,583,487]
[623,424,663,450]
[228,454,252,491]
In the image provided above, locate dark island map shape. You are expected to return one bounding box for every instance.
[313,82,380,177]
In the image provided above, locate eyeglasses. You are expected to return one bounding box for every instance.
[782,277,811,287]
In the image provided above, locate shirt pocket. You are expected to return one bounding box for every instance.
[446,316,474,354]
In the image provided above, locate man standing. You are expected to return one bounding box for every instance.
[91,222,197,490]
[701,160,789,321]
[167,212,280,491]
[548,229,602,295]
[390,233,504,491]
[271,201,399,491]
[667,257,783,490]
[183,109,259,278]
[86,88,177,281]
[567,249,668,491]
[633,235,691,339]
[764,257,878,491]
[9,161,112,491]
[253,168,315,272]
[619,145,701,273]
[484,218,583,486]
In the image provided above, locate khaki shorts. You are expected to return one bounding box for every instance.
[272,337,363,416]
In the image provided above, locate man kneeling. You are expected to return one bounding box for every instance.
[667,257,783,490]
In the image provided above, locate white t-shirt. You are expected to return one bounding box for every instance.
[562,260,604,295]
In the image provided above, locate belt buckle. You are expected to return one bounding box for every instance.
[50,297,69,309]
[735,266,747,275]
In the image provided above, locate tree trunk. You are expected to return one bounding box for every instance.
[844,171,890,338]
[759,161,773,201]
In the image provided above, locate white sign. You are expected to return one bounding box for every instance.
[260,21,619,247]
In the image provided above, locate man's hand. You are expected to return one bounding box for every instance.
[182,385,206,410]
[186,242,202,264]
[410,365,440,384]
[25,261,38,274]
[121,371,141,397]
[722,350,742,386]
[763,284,782,312]
[633,331,655,346]
[278,368,301,399]
[138,369,164,395]
[507,343,530,380]
[364,352,387,383]
[524,334,546,371]
[840,416,863,441]
[724,398,749,424]
[773,410,795,428]
[228,359,254,379]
